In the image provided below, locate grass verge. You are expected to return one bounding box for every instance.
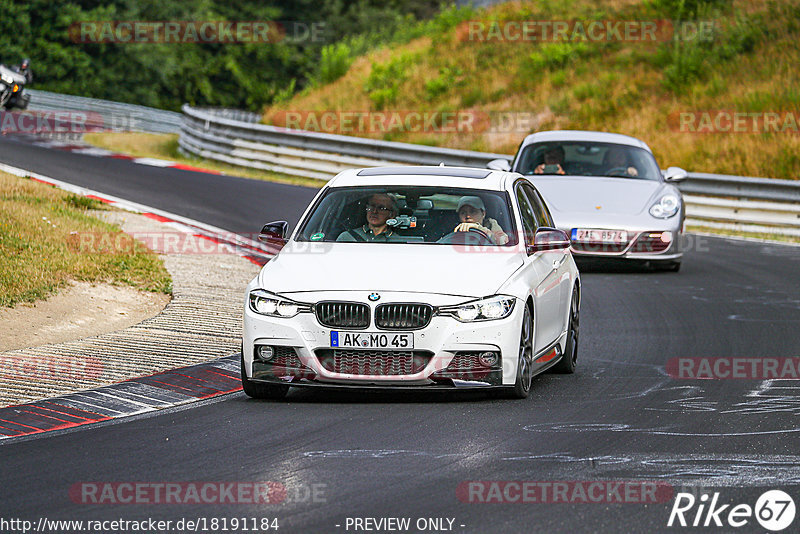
[82,132,327,190]
[0,171,172,308]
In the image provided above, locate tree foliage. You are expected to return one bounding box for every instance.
[0,0,441,110]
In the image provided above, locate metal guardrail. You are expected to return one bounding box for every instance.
[179,105,800,237]
[27,89,182,134]
[179,105,510,178]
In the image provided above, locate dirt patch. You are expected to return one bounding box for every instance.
[0,282,170,351]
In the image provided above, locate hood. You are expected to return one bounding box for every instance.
[530,176,667,216]
[259,242,524,298]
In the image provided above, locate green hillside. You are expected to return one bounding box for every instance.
[263,0,800,179]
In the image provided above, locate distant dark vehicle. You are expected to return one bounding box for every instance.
[1,58,32,110]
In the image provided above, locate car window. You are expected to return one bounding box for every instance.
[516,141,662,180]
[515,184,538,244]
[296,186,518,245]
[520,183,552,228]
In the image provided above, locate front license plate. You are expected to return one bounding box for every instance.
[572,228,628,244]
[330,331,414,349]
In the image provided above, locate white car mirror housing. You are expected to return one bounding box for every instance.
[663,167,688,182]
[487,158,512,172]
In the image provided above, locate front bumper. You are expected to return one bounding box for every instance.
[243,290,523,388]
[566,227,684,261]
[248,374,502,390]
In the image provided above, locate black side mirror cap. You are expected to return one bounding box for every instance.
[259,221,289,242]
[526,227,571,254]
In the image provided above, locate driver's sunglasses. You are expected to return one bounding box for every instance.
[365,204,392,213]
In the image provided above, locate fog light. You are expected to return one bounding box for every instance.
[478,351,499,367]
[256,345,275,361]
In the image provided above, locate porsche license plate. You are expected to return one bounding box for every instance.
[331,331,413,349]
[571,228,628,244]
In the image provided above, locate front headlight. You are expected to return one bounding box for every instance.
[249,289,310,318]
[438,295,516,322]
[649,194,680,218]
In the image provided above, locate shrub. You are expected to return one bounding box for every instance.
[424,66,463,101]
[312,42,353,86]
[364,53,416,109]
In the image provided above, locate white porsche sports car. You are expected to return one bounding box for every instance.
[241,166,580,399]
[489,131,687,271]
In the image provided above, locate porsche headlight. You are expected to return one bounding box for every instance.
[249,289,310,318]
[439,295,516,322]
[649,194,680,218]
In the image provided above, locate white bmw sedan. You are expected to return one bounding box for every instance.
[241,166,580,400]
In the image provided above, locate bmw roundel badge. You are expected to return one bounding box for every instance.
[368,292,380,302]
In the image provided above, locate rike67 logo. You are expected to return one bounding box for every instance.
[668,490,796,531]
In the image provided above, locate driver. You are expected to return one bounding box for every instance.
[454,196,508,245]
[337,193,401,242]
[533,146,566,175]
[604,146,638,177]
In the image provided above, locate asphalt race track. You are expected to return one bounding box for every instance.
[2,135,800,532]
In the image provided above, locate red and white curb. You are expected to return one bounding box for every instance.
[0,355,242,441]
[0,161,277,265]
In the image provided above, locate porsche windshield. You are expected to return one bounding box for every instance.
[296,186,518,246]
[516,141,662,180]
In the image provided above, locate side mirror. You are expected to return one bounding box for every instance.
[526,228,571,254]
[487,158,512,172]
[663,166,688,182]
[259,221,289,248]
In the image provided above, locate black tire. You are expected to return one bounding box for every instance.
[553,287,579,374]
[652,260,681,272]
[509,303,534,399]
[240,353,289,400]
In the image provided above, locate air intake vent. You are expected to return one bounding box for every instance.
[375,303,433,330]
[315,301,370,329]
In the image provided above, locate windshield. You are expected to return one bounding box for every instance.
[296,186,518,246]
[515,141,662,180]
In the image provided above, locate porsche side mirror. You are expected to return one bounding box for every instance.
[487,158,512,172]
[663,167,688,182]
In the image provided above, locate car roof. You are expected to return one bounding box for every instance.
[519,130,652,152]
[327,165,515,191]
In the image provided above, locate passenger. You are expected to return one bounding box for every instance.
[604,146,639,177]
[453,196,509,245]
[533,146,566,175]
[337,193,400,242]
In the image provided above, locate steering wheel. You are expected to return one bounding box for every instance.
[437,227,494,245]
[605,166,632,177]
